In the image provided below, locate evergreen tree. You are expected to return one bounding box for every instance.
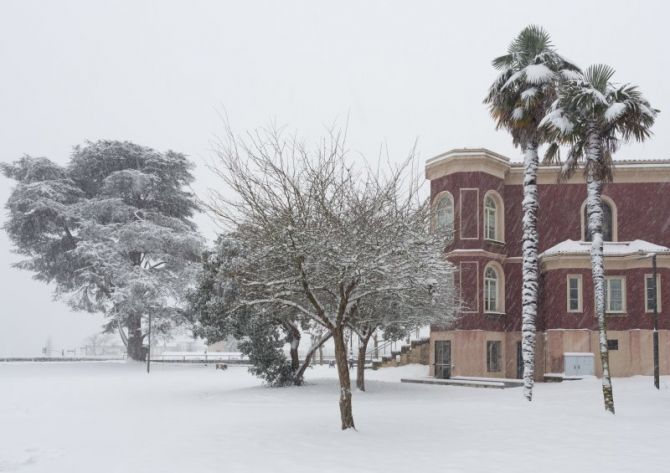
[2,141,203,360]
[188,235,321,386]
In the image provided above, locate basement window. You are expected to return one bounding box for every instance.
[607,339,619,351]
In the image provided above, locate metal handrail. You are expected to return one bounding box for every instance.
[365,327,430,360]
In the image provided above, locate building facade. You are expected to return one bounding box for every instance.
[428,148,670,379]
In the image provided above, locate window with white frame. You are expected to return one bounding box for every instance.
[645,274,662,313]
[435,193,454,234]
[484,196,497,241]
[484,266,500,313]
[567,275,582,312]
[604,276,626,313]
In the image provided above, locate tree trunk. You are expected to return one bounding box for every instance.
[126,314,146,361]
[294,331,333,385]
[286,324,301,373]
[333,327,355,430]
[586,152,615,414]
[356,333,371,391]
[521,143,540,401]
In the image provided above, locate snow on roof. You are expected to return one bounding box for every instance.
[541,239,670,258]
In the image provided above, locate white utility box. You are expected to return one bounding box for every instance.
[564,352,595,376]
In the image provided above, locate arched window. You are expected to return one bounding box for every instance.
[583,200,614,242]
[484,196,497,240]
[434,193,454,234]
[484,265,503,313]
[483,191,504,242]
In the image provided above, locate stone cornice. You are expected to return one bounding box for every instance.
[445,248,507,261]
[541,254,670,271]
[506,164,670,185]
[426,149,510,181]
[426,148,670,184]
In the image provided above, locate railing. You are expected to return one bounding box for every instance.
[153,352,248,363]
[365,326,431,361]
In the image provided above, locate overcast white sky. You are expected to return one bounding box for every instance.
[1,0,668,356]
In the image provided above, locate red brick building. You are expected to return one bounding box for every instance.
[428,148,670,379]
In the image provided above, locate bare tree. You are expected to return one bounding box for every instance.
[208,125,457,430]
[349,279,457,391]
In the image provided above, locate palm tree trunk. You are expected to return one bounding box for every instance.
[521,143,540,401]
[586,150,615,414]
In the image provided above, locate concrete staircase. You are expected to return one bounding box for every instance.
[371,336,431,369]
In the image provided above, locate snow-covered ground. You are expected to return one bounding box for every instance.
[1,362,669,473]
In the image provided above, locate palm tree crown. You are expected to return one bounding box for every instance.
[541,64,659,179]
[484,25,580,148]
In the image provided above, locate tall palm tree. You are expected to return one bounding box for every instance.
[484,25,579,401]
[541,64,659,414]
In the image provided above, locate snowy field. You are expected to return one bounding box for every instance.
[1,362,669,473]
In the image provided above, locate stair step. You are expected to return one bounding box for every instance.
[401,377,520,389]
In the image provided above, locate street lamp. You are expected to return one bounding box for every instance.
[146,312,152,374]
[638,252,659,389]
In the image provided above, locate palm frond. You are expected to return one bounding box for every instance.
[560,143,583,181]
[607,84,659,143]
[584,64,616,94]
[539,108,574,134]
[523,64,555,85]
[492,54,514,70]
[559,69,582,81]
[542,142,561,165]
[510,25,553,59]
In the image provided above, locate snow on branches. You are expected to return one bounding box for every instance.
[1,141,203,360]
[205,125,458,429]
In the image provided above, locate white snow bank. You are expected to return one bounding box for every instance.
[1,363,669,473]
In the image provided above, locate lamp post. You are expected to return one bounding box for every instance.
[651,254,659,389]
[146,312,152,374]
[638,252,659,389]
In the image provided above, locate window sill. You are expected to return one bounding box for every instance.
[484,239,506,245]
[484,311,506,316]
[567,310,583,314]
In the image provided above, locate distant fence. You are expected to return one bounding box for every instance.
[152,352,249,364]
[0,357,126,362]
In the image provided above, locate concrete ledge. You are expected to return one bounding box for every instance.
[401,377,521,389]
[544,373,584,382]
[451,376,524,387]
